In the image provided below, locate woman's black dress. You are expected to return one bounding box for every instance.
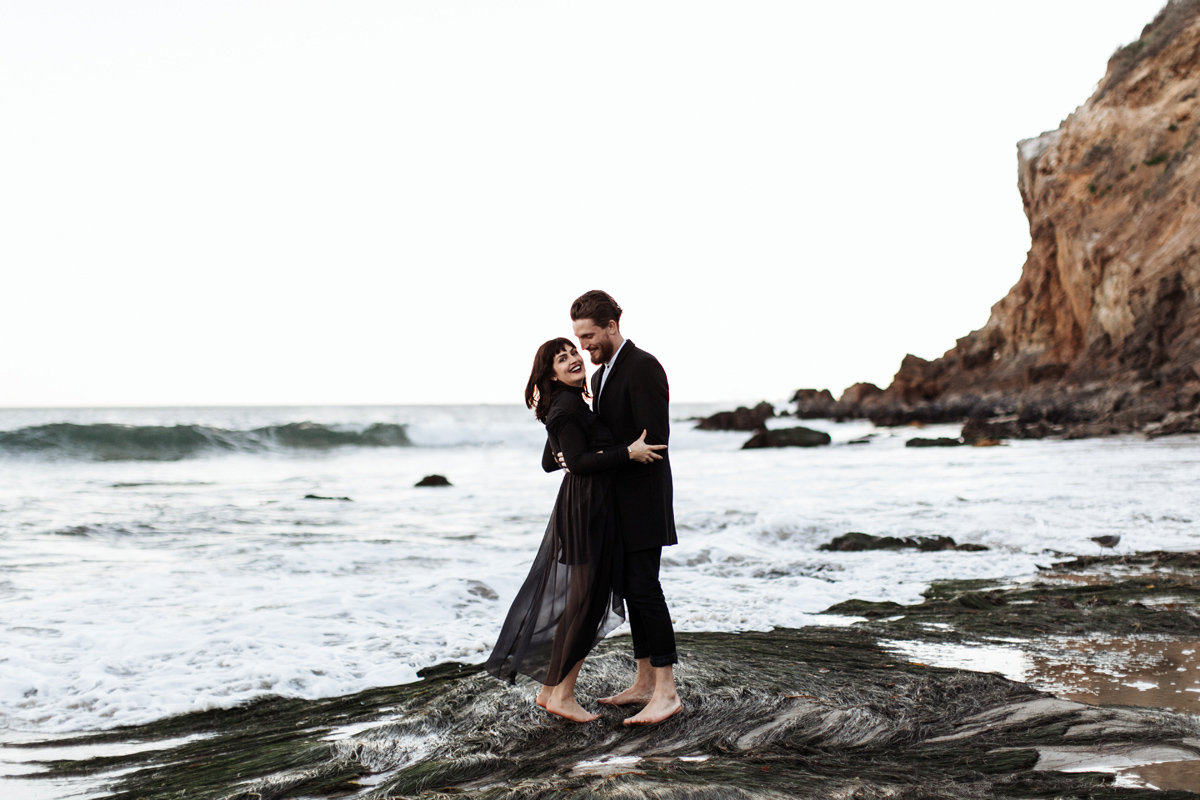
[485,384,627,685]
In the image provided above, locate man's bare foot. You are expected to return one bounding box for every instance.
[536,685,552,709]
[624,695,682,725]
[598,685,655,706]
[545,696,600,723]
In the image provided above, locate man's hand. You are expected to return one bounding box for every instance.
[554,451,569,473]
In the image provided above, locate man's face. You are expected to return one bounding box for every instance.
[572,318,617,365]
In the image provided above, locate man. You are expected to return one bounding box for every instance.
[549,289,682,725]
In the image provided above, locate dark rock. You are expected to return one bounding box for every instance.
[790,388,836,419]
[742,426,831,449]
[695,401,775,431]
[961,415,1063,443]
[1147,409,1200,437]
[415,474,452,487]
[905,437,964,448]
[838,382,884,406]
[962,416,1015,443]
[303,493,352,501]
[819,532,987,552]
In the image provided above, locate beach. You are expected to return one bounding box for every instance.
[2,404,1200,795]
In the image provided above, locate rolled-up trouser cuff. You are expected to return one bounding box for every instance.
[649,651,679,668]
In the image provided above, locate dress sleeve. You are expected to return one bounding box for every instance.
[541,437,560,473]
[550,415,628,475]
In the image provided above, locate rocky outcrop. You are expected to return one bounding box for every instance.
[790,389,836,418]
[415,474,452,487]
[905,437,965,448]
[742,426,831,448]
[695,401,775,431]
[813,2,1200,439]
[819,532,988,552]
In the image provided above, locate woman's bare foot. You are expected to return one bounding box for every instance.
[536,685,552,709]
[624,694,682,725]
[545,696,600,723]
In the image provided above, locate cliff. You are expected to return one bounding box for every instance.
[829,1,1200,438]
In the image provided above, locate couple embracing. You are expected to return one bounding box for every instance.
[485,290,682,725]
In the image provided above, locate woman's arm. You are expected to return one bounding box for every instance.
[551,417,628,475]
[541,438,561,473]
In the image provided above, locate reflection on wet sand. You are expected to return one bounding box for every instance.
[888,635,1200,712]
[1031,637,1200,712]
[885,635,1200,792]
[1130,757,1200,793]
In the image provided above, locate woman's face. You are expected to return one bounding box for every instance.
[551,345,586,387]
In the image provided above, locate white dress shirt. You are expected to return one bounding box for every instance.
[596,338,627,410]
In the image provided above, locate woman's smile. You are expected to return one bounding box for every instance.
[552,346,587,387]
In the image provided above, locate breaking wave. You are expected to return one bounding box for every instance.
[0,422,411,461]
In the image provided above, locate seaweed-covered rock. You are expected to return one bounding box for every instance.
[742,426,831,448]
[905,437,965,448]
[826,551,1200,638]
[820,532,987,552]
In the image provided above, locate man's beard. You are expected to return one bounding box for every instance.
[591,339,614,364]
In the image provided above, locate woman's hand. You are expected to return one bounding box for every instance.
[627,429,667,463]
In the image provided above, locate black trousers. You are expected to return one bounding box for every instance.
[622,547,678,667]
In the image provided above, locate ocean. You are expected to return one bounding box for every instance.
[2,403,1198,743]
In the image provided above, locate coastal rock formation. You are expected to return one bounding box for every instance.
[695,401,775,431]
[905,437,965,448]
[820,531,988,552]
[741,425,831,448]
[415,474,452,487]
[789,389,836,418]
[815,2,1200,438]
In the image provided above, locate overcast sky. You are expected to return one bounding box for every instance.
[0,1,1167,407]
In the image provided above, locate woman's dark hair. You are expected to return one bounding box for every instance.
[570,290,622,329]
[525,337,586,423]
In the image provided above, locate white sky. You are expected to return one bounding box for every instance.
[0,1,1167,407]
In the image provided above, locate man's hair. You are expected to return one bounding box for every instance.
[570,290,623,328]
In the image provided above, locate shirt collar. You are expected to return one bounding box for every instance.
[605,338,628,370]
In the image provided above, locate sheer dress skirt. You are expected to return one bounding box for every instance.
[485,471,625,686]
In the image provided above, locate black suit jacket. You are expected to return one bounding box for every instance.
[543,340,677,552]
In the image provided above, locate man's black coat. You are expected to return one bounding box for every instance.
[543,340,677,552]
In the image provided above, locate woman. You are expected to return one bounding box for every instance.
[485,337,665,722]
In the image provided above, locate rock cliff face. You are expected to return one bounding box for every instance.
[832,1,1200,437]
